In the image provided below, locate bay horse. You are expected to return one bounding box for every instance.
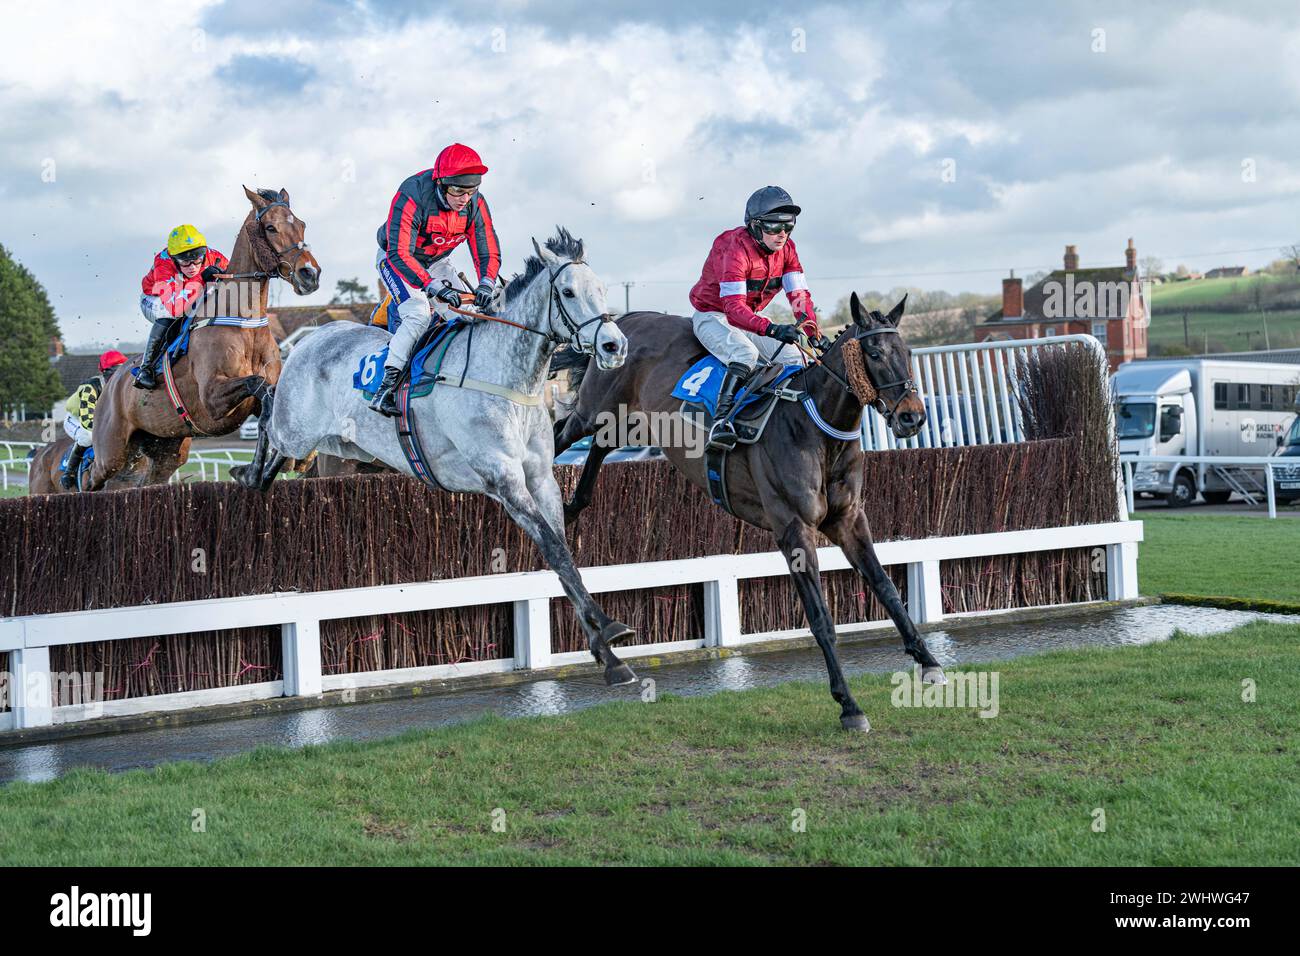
[27,434,191,495]
[263,229,641,686]
[553,293,949,731]
[86,187,320,491]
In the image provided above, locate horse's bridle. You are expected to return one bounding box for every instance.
[220,199,313,283]
[812,325,920,427]
[543,259,617,355]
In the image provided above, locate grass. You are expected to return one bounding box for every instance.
[1139,513,1300,606]
[0,620,1297,866]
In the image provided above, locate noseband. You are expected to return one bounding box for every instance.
[815,326,920,427]
[544,259,616,355]
[244,199,313,284]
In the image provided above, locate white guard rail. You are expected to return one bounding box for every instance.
[1122,455,1296,519]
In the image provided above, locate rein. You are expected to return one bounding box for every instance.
[212,200,312,284]
[796,326,919,438]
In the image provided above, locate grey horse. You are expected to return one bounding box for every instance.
[261,229,640,685]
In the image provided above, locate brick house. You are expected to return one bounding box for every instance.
[975,240,1148,371]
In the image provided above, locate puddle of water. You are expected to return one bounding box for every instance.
[1,603,1292,784]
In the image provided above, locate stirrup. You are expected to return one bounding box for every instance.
[707,417,739,450]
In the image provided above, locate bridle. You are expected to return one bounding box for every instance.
[806,325,920,428]
[441,257,616,355]
[216,200,314,284]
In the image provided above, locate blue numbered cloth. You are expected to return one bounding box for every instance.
[353,321,461,399]
[671,356,802,416]
[60,444,94,475]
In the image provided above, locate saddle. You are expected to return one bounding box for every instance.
[353,319,463,400]
[671,356,806,513]
[130,312,271,382]
[672,356,804,445]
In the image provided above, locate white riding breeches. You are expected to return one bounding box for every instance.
[64,414,92,447]
[376,249,461,370]
[692,310,803,371]
[140,294,171,323]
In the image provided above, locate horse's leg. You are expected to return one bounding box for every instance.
[258,452,287,492]
[563,441,613,525]
[828,508,946,683]
[85,420,135,492]
[776,517,870,731]
[492,463,636,685]
[239,379,277,489]
[139,439,187,486]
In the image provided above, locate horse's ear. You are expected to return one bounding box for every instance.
[574,239,585,264]
[850,291,865,327]
[886,294,908,327]
[278,187,290,204]
[532,237,557,265]
[243,185,268,208]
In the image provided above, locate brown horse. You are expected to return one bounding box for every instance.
[87,187,320,491]
[553,293,948,731]
[27,434,191,495]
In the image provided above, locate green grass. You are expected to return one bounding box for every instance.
[1,621,1297,866]
[1139,513,1300,605]
[1145,308,1300,353]
[1150,274,1289,311]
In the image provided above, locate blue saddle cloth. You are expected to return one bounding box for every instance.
[59,444,94,479]
[670,356,802,417]
[353,320,462,399]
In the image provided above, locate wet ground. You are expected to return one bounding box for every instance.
[1,602,1294,785]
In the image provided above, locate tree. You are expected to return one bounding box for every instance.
[1139,255,1163,278]
[0,244,65,410]
[330,277,374,305]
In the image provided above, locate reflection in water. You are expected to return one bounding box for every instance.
[0,604,1293,785]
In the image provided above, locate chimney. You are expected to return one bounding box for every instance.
[1002,270,1023,319]
[1125,237,1137,272]
[1064,245,1079,271]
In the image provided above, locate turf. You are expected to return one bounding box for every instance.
[0,620,1296,866]
[1138,513,1300,605]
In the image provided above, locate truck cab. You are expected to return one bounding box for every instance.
[1275,412,1300,504]
[1113,366,1199,506]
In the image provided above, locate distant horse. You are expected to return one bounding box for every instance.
[553,293,949,731]
[86,186,320,491]
[27,434,191,495]
[263,229,641,685]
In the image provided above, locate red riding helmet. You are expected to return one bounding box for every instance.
[99,350,128,372]
[432,143,488,182]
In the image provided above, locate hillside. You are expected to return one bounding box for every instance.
[1147,273,1300,353]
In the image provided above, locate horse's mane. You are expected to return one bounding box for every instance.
[503,227,585,303]
[241,188,286,272]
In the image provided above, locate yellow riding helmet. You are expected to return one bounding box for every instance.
[166,224,208,258]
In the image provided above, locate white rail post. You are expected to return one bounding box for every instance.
[907,560,944,624]
[1123,460,1135,516]
[703,575,742,648]
[281,618,322,697]
[513,598,551,670]
[1106,542,1140,601]
[1266,462,1277,519]
[11,645,53,729]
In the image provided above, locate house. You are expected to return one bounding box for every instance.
[52,353,105,397]
[1204,266,1248,279]
[975,239,1149,372]
[264,303,373,343]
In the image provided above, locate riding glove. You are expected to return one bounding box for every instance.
[201,265,223,282]
[432,285,463,308]
[765,323,801,345]
[473,281,495,311]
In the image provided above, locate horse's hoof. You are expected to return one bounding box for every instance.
[840,713,871,733]
[604,662,637,686]
[599,621,635,646]
[922,666,947,685]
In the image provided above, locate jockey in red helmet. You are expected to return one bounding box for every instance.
[60,350,129,489]
[688,185,825,446]
[369,143,503,416]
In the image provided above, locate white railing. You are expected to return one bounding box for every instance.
[0,441,39,491]
[862,334,1107,452]
[0,519,1143,731]
[1122,455,1298,519]
[175,448,254,483]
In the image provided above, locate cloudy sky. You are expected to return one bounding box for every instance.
[2,0,1298,347]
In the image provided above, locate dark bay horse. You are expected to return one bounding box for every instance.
[553,293,949,731]
[86,187,320,491]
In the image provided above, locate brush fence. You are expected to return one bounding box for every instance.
[0,336,1139,732]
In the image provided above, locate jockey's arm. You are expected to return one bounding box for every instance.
[383,190,433,290]
[718,243,769,335]
[465,194,502,285]
[781,243,818,336]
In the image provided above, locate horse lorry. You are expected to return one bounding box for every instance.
[1112,358,1300,506]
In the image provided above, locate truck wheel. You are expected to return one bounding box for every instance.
[1201,490,1232,505]
[1167,473,1197,507]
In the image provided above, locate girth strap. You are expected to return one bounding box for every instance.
[705,443,733,515]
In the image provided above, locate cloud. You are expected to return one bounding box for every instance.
[1,0,1298,347]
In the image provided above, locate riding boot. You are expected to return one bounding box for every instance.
[370,366,404,418]
[708,362,754,449]
[61,444,86,490]
[134,322,170,390]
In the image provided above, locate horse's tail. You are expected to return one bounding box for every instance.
[548,346,592,394]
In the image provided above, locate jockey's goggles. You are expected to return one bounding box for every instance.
[174,248,208,265]
[757,220,795,234]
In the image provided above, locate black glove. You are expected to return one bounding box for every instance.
[473,281,494,311]
[810,334,833,352]
[201,265,223,282]
[432,285,462,307]
[765,323,801,345]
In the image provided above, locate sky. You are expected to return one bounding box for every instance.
[2,0,1299,348]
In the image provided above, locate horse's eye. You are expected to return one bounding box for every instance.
[868,349,882,360]
[265,225,277,234]
[563,289,575,298]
